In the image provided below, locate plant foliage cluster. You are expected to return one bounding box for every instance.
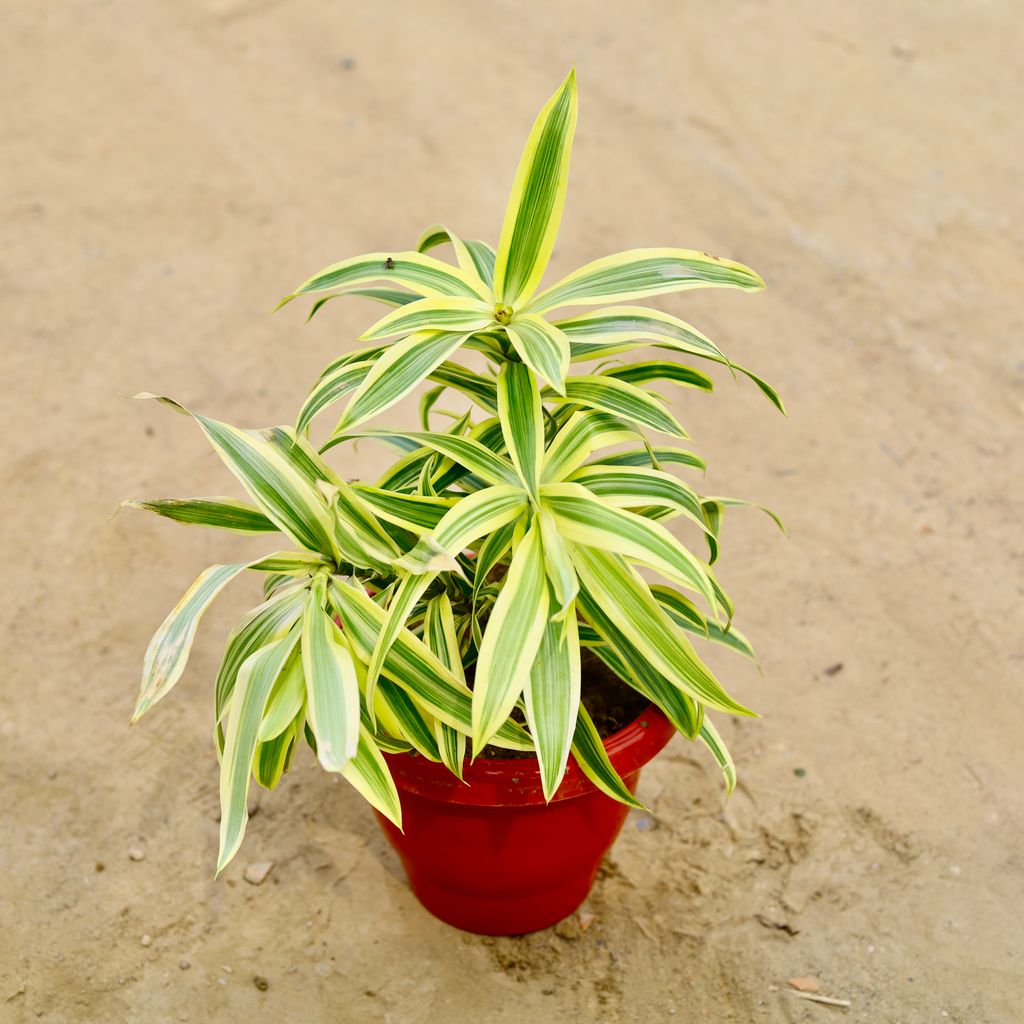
[126,70,784,872]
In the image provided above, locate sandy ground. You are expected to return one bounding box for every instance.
[2,1,1023,1021]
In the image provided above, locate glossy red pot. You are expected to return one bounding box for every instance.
[373,705,675,935]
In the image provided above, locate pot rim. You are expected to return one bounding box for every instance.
[383,703,675,807]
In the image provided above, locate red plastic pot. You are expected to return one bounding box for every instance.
[373,705,675,935]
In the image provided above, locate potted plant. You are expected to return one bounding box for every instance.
[126,69,784,935]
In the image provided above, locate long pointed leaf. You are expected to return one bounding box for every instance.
[359,296,493,341]
[135,396,338,559]
[335,331,470,433]
[217,631,299,872]
[282,249,489,304]
[473,521,548,753]
[542,481,718,610]
[576,583,702,739]
[214,585,307,739]
[524,595,580,800]
[134,561,254,723]
[570,702,645,810]
[526,247,764,314]
[339,724,403,827]
[122,497,278,534]
[424,593,468,779]
[570,546,754,717]
[393,485,526,574]
[541,409,638,483]
[416,223,489,284]
[328,579,533,751]
[302,578,360,769]
[493,69,578,306]
[545,376,688,438]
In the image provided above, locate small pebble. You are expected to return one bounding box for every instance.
[179,960,191,971]
[578,909,596,931]
[94,862,105,873]
[253,975,269,991]
[788,976,821,993]
[140,935,152,948]
[217,978,227,986]
[949,865,961,876]
[221,965,233,974]
[129,847,145,862]
[243,861,274,886]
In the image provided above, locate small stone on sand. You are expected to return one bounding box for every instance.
[129,847,145,862]
[243,861,274,885]
[140,935,152,947]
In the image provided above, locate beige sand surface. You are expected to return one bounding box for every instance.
[2,2,1022,1021]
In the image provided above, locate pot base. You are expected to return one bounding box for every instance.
[377,812,598,934]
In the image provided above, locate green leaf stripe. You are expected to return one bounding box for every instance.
[122,497,277,534]
[214,586,307,736]
[296,360,374,435]
[542,482,717,608]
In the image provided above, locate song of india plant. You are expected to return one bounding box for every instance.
[126,69,784,874]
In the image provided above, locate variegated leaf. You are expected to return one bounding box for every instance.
[122,497,277,534]
[302,577,360,769]
[503,314,570,393]
[570,546,754,717]
[218,630,300,872]
[526,248,764,314]
[280,250,490,305]
[493,69,578,307]
[472,520,549,753]
[524,592,581,800]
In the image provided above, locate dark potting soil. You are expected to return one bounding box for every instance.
[474,648,651,760]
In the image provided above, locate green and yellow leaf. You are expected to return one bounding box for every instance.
[122,497,278,534]
[493,69,578,307]
[302,578,360,770]
[504,314,571,393]
[526,248,765,314]
[472,521,549,753]
[524,593,581,800]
